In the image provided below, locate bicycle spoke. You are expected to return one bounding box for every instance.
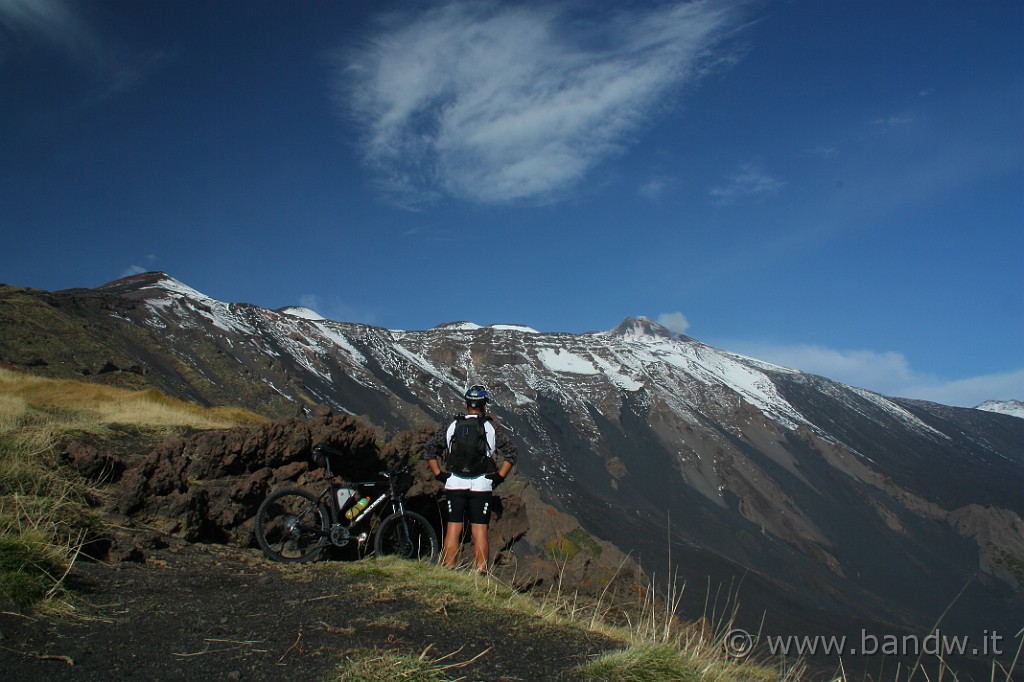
[374,512,439,562]
[255,488,330,563]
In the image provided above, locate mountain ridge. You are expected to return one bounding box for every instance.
[2,272,1021,670]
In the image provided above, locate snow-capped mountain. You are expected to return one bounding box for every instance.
[977,399,1024,420]
[2,272,1022,657]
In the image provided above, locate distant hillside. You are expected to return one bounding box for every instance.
[2,273,1022,677]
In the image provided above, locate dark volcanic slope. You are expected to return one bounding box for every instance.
[2,273,1021,670]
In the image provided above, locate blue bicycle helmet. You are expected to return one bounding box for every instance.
[464,384,489,406]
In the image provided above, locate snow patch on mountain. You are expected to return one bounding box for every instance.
[392,341,459,388]
[604,333,809,429]
[537,348,600,375]
[590,354,645,391]
[849,387,950,438]
[976,400,1024,420]
[147,274,215,302]
[310,322,369,366]
[491,324,541,333]
[142,275,249,335]
[280,306,325,321]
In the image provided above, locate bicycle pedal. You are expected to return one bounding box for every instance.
[356,532,368,544]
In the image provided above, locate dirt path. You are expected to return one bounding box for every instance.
[1,540,618,681]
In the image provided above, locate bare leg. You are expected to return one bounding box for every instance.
[443,521,463,568]
[470,523,489,573]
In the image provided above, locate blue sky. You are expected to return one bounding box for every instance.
[1,0,1021,407]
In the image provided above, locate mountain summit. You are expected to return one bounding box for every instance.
[608,315,683,340]
[1,273,1021,665]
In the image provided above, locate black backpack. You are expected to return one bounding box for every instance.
[447,415,493,477]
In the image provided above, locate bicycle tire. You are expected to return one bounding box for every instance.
[373,511,439,562]
[254,488,330,563]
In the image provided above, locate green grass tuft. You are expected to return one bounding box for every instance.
[0,532,66,609]
[577,641,702,681]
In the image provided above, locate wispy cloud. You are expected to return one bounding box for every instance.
[120,255,159,279]
[338,1,745,206]
[709,161,784,204]
[870,115,915,130]
[657,311,690,335]
[0,0,169,98]
[299,293,377,326]
[723,340,1024,407]
[803,145,837,159]
[120,265,147,278]
[899,368,1024,408]
[639,176,675,201]
[0,0,98,58]
[94,48,176,101]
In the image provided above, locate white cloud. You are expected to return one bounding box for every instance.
[898,369,1024,408]
[339,1,744,206]
[733,342,914,390]
[299,293,377,326]
[120,255,159,279]
[723,340,1024,407]
[870,115,915,130]
[639,176,674,201]
[710,161,784,204]
[657,311,690,335]
[298,294,321,311]
[120,265,147,278]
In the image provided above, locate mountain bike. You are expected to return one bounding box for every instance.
[254,445,439,564]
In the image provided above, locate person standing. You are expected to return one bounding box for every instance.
[424,385,517,572]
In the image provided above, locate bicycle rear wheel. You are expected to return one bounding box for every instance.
[373,511,439,562]
[255,488,330,563]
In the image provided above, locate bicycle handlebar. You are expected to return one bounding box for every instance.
[325,461,415,488]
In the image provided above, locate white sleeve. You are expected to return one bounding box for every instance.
[485,421,496,455]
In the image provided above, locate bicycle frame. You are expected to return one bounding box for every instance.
[316,447,407,528]
[334,487,390,527]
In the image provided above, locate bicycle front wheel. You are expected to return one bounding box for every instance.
[373,511,439,562]
[254,488,330,563]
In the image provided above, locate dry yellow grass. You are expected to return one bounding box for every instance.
[0,368,264,430]
[0,367,265,611]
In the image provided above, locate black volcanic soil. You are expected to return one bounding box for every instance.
[2,412,653,681]
[0,539,618,682]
